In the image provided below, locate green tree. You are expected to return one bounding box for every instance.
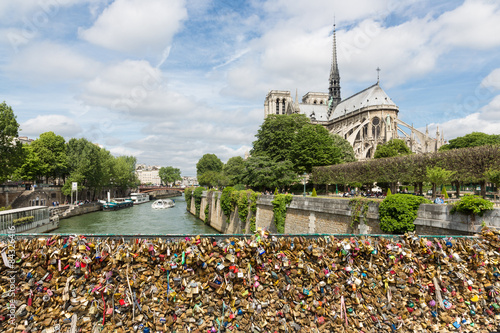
[196,154,224,187]
[223,156,245,186]
[485,168,500,202]
[251,114,310,163]
[242,155,297,192]
[0,102,24,183]
[196,154,223,176]
[26,131,67,182]
[290,123,341,173]
[159,166,182,186]
[426,166,456,199]
[112,156,139,191]
[330,134,356,163]
[440,132,500,151]
[374,139,412,159]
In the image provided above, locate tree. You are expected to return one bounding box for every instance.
[242,155,297,192]
[196,154,224,187]
[26,131,67,182]
[223,156,245,186]
[196,154,223,177]
[251,114,311,163]
[197,170,227,188]
[0,102,24,183]
[330,134,356,163]
[159,166,182,186]
[112,156,139,191]
[374,139,412,159]
[440,132,500,151]
[485,168,500,202]
[426,166,456,199]
[290,124,341,173]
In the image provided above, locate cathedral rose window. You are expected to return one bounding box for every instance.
[372,117,380,126]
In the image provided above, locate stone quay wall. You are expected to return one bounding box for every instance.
[191,192,498,235]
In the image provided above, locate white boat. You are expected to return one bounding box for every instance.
[151,199,175,209]
[130,192,150,205]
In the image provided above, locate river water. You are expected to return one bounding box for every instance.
[55,195,219,234]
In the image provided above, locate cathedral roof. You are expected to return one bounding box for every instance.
[330,83,397,120]
[298,104,329,122]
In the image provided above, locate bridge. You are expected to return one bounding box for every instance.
[138,186,184,199]
[138,186,185,193]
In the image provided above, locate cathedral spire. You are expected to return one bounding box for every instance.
[328,20,341,112]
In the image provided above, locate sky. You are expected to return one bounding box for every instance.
[1,0,500,176]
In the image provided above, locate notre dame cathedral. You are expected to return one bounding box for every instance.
[264,25,444,160]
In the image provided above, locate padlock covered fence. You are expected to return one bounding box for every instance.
[2,230,500,332]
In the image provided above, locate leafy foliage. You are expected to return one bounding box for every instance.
[242,155,297,192]
[374,139,412,159]
[379,194,432,234]
[451,195,494,216]
[236,190,252,222]
[426,166,455,198]
[349,198,373,227]
[223,156,246,186]
[204,203,210,224]
[251,114,311,163]
[271,193,293,233]
[220,187,235,217]
[440,132,500,151]
[290,123,341,173]
[313,145,500,191]
[442,186,449,199]
[193,187,206,217]
[184,187,194,210]
[196,154,225,187]
[158,166,182,186]
[386,188,392,196]
[0,102,24,183]
[330,134,356,163]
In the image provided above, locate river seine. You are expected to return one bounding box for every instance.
[55,195,219,234]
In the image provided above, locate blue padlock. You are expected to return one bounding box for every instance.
[431,311,437,318]
[452,321,460,329]
[143,328,150,333]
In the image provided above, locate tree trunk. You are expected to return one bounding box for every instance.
[455,181,460,199]
[326,184,329,196]
[480,180,486,198]
[432,183,436,199]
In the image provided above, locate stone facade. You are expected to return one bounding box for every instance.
[193,192,495,236]
[263,25,444,160]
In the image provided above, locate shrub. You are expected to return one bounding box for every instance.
[311,188,317,197]
[233,184,246,191]
[221,187,235,217]
[442,186,449,199]
[236,190,253,222]
[13,216,34,225]
[0,206,12,211]
[386,188,392,196]
[192,187,206,217]
[184,187,194,210]
[379,194,431,234]
[274,188,279,195]
[204,201,210,224]
[451,195,493,216]
[271,193,293,233]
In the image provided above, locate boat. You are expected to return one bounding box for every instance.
[99,198,134,211]
[130,192,150,205]
[151,199,175,209]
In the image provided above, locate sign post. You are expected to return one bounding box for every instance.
[72,182,78,205]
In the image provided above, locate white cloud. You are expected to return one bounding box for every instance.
[482,68,500,91]
[79,0,188,56]
[5,41,102,82]
[21,115,82,138]
[434,0,500,49]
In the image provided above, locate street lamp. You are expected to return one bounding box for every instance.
[303,172,307,197]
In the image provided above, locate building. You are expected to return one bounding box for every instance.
[135,164,161,185]
[264,24,444,160]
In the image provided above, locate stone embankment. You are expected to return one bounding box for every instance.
[1,230,500,332]
[191,192,499,236]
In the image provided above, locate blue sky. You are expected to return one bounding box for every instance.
[1,0,500,176]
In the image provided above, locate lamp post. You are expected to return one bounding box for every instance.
[303,172,307,197]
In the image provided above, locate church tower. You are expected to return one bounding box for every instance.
[328,23,341,112]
